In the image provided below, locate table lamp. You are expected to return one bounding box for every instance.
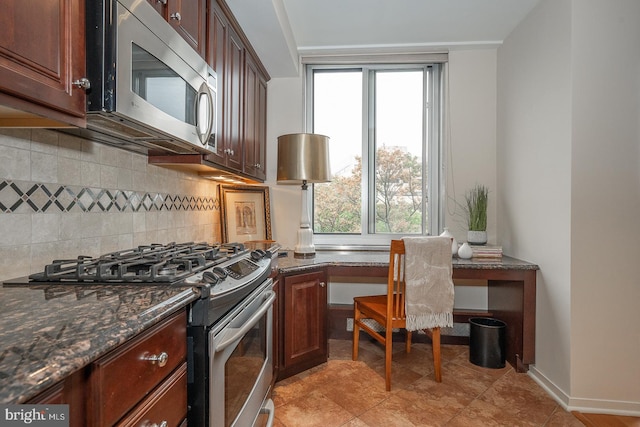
[277,133,331,258]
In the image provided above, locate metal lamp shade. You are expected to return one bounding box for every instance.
[277,133,331,183]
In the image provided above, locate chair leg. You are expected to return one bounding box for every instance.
[352,303,360,361]
[432,327,442,382]
[385,326,392,391]
[405,330,412,354]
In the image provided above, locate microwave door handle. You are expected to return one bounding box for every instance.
[196,82,214,145]
[214,290,276,353]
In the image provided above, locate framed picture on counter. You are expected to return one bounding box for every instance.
[220,185,272,243]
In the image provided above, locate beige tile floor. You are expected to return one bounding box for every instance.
[271,339,585,427]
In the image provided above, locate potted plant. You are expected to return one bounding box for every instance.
[464,184,488,245]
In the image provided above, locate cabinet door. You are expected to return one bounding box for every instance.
[206,2,228,165]
[243,54,267,181]
[0,0,86,126]
[168,0,206,57]
[224,25,244,172]
[28,370,86,427]
[206,1,242,172]
[145,0,167,17]
[282,270,328,378]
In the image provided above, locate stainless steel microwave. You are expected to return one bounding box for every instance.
[74,0,217,155]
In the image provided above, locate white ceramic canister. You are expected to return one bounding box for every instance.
[457,242,473,259]
[439,227,459,256]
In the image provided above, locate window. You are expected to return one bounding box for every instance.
[306,63,443,246]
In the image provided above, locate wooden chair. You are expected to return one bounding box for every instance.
[352,239,443,391]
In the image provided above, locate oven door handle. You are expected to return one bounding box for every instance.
[214,290,276,353]
[260,398,275,427]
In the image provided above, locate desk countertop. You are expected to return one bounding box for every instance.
[0,283,200,404]
[275,250,539,274]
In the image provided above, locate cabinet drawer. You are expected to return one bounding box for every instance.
[90,310,187,426]
[116,363,188,427]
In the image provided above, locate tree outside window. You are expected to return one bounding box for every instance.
[307,64,441,244]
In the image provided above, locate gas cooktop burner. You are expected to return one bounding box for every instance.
[27,242,238,283]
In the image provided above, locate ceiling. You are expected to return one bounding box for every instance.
[225,0,542,78]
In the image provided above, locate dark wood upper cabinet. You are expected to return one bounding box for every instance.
[206,1,243,172]
[146,0,206,58]
[167,0,206,57]
[244,53,268,181]
[0,0,86,127]
[145,0,166,16]
[205,0,269,180]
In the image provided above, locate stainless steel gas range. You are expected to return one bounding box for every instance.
[12,241,276,427]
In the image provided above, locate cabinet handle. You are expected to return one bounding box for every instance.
[170,12,181,21]
[320,282,326,287]
[141,351,169,367]
[142,421,168,427]
[254,163,261,168]
[72,77,91,90]
[156,0,167,4]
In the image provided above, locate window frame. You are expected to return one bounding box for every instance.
[304,62,445,248]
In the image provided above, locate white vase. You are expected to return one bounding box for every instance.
[458,242,473,259]
[467,230,487,245]
[439,227,458,256]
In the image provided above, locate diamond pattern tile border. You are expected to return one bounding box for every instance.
[0,180,219,213]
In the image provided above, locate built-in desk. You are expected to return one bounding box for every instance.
[276,251,539,373]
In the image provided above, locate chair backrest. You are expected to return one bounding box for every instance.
[387,240,406,320]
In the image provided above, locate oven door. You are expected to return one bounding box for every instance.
[209,279,275,427]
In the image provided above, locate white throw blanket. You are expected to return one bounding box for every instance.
[403,236,454,331]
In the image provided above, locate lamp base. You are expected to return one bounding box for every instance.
[294,251,316,259]
[294,226,316,258]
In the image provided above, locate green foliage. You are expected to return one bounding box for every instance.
[464,184,488,231]
[314,146,424,234]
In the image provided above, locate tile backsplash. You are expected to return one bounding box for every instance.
[0,129,220,281]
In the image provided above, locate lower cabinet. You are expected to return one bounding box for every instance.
[277,269,328,380]
[28,309,188,427]
[27,368,86,427]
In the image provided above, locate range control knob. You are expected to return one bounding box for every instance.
[250,249,266,261]
[202,271,220,285]
[212,266,228,280]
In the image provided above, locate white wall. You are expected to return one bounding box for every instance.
[569,0,640,410]
[445,50,498,244]
[497,0,573,399]
[265,76,305,250]
[498,0,640,414]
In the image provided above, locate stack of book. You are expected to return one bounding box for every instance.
[470,245,503,259]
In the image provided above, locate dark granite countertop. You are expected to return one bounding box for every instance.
[0,282,201,404]
[276,249,539,274]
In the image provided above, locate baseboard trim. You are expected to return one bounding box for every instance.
[528,365,640,416]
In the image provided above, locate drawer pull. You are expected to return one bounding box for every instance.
[142,351,169,367]
[142,421,168,427]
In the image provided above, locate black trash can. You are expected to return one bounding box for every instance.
[469,317,506,369]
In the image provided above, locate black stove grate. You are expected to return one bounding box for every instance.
[29,242,231,283]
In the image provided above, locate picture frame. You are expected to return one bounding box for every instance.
[219,185,272,243]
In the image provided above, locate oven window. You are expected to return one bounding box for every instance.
[224,314,267,426]
[131,43,196,125]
